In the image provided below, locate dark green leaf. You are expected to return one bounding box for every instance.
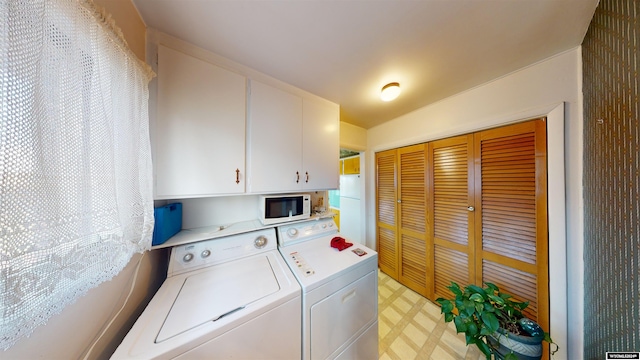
[444,312,453,323]
[439,300,453,314]
[544,332,553,343]
[485,282,498,292]
[488,294,505,305]
[517,301,530,310]
[454,316,467,333]
[505,352,518,360]
[470,293,484,302]
[465,334,473,346]
[467,322,478,336]
[481,312,500,333]
[467,284,485,295]
[447,282,463,297]
[463,300,476,316]
[484,302,496,312]
[476,340,493,360]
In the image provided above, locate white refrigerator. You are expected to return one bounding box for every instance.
[339,174,363,244]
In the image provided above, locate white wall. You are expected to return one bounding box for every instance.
[2,250,167,359]
[340,121,367,151]
[365,47,584,359]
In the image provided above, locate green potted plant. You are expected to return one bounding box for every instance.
[435,282,558,360]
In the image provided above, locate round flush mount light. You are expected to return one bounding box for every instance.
[380,82,401,101]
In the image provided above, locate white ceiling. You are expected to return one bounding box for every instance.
[131,0,598,129]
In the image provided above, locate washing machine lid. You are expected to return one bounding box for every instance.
[156,255,280,342]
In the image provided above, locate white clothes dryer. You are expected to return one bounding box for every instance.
[112,228,301,360]
[277,217,378,360]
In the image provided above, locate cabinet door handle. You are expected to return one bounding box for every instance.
[235,169,240,184]
[296,171,300,183]
[305,171,309,183]
[467,206,475,211]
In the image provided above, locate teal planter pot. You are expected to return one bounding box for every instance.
[489,328,544,360]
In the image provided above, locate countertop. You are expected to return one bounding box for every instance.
[151,212,336,250]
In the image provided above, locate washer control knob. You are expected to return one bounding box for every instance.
[183,253,194,262]
[321,223,327,229]
[287,228,298,237]
[328,222,333,227]
[254,235,268,249]
[201,250,211,258]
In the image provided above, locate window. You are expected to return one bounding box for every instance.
[0,0,154,349]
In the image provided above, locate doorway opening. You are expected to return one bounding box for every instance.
[329,149,365,244]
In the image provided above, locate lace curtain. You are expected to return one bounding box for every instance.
[0,0,154,349]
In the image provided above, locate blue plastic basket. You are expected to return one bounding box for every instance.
[152,203,182,246]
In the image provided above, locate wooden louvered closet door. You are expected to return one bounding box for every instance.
[473,118,549,350]
[427,135,475,300]
[376,149,398,278]
[376,119,549,353]
[397,144,428,296]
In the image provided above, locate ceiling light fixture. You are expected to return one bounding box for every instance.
[380,82,401,101]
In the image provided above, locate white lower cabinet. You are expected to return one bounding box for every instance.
[247,79,339,193]
[154,45,246,199]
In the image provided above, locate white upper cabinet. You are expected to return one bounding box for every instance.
[247,80,303,193]
[155,44,246,199]
[247,80,339,193]
[302,98,340,190]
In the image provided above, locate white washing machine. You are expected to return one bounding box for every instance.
[277,217,378,360]
[112,228,301,359]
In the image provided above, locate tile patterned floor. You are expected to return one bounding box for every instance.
[378,270,485,360]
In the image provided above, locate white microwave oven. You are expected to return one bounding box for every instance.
[259,194,311,225]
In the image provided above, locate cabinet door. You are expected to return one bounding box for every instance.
[302,98,339,190]
[343,157,360,174]
[247,80,302,193]
[155,45,246,198]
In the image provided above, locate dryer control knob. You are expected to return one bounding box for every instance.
[254,235,268,249]
[201,250,211,258]
[183,253,194,262]
[287,228,298,237]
